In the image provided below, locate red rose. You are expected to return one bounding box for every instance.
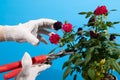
[49,33,60,44]
[94,5,108,15]
[62,23,72,32]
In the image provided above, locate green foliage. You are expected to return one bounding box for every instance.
[88,68,96,80]
[79,11,93,18]
[84,47,94,65]
[111,59,120,74]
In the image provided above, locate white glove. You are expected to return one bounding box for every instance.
[15,52,51,80]
[2,18,58,45]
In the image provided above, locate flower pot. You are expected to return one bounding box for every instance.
[103,73,117,80]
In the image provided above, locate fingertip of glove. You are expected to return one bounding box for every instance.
[31,39,39,46]
[48,32,55,36]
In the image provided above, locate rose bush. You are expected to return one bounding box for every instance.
[49,5,120,80]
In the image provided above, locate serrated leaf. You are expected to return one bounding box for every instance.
[74,59,83,66]
[85,12,93,18]
[113,21,120,24]
[62,61,70,69]
[108,41,120,47]
[113,43,120,46]
[75,67,81,72]
[88,68,95,80]
[112,60,120,74]
[106,21,113,27]
[78,12,87,15]
[69,55,75,61]
[48,47,57,54]
[111,33,120,36]
[70,70,74,75]
[84,53,92,65]
[63,67,72,80]
[74,74,77,80]
[110,9,117,11]
[84,47,94,64]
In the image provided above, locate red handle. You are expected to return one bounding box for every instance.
[0,55,47,73]
[4,68,22,80]
[32,55,47,64]
[0,61,21,73]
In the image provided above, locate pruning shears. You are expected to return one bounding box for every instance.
[0,50,73,80]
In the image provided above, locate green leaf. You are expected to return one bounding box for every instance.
[62,61,70,69]
[70,70,74,75]
[78,12,87,15]
[108,41,118,47]
[110,9,117,11]
[111,60,120,74]
[104,60,111,69]
[75,67,81,72]
[69,55,75,61]
[48,47,57,54]
[74,59,83,66]
[88,68,95,80]
[106,21,113,27]
[84,53,92,65]
[113,21,120,24]
[85,12,93,18]
[111,33,120,36]
[74,74,77,80]
[113,43,120,46]
[63,66,72,80]
[84,47,94,65]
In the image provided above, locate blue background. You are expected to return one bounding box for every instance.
[0,0,120,80]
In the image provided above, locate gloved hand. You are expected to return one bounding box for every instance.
[15,52,51,80]
[2,18,62,45]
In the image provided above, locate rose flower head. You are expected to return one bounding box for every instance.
[77,27,83,32]
[62,21,73,32]
[94,5,108,16]
[77,27,83,35]
[49,33,60,44]
[53,21,62,30]
[109,34,116,41]
[90,31,99,39]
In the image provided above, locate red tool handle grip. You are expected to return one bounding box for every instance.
[0,55,47,73]
[0,62,21,73]
[32,55,47,64]
[4,68,22,80]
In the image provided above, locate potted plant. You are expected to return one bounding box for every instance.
[49,5,120,80]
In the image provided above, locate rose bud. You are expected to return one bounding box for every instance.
[109,34,116,41]
[77,27,83,32]
[53,21,62,30]
[77,27,83,35]
[90,31,99,39]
